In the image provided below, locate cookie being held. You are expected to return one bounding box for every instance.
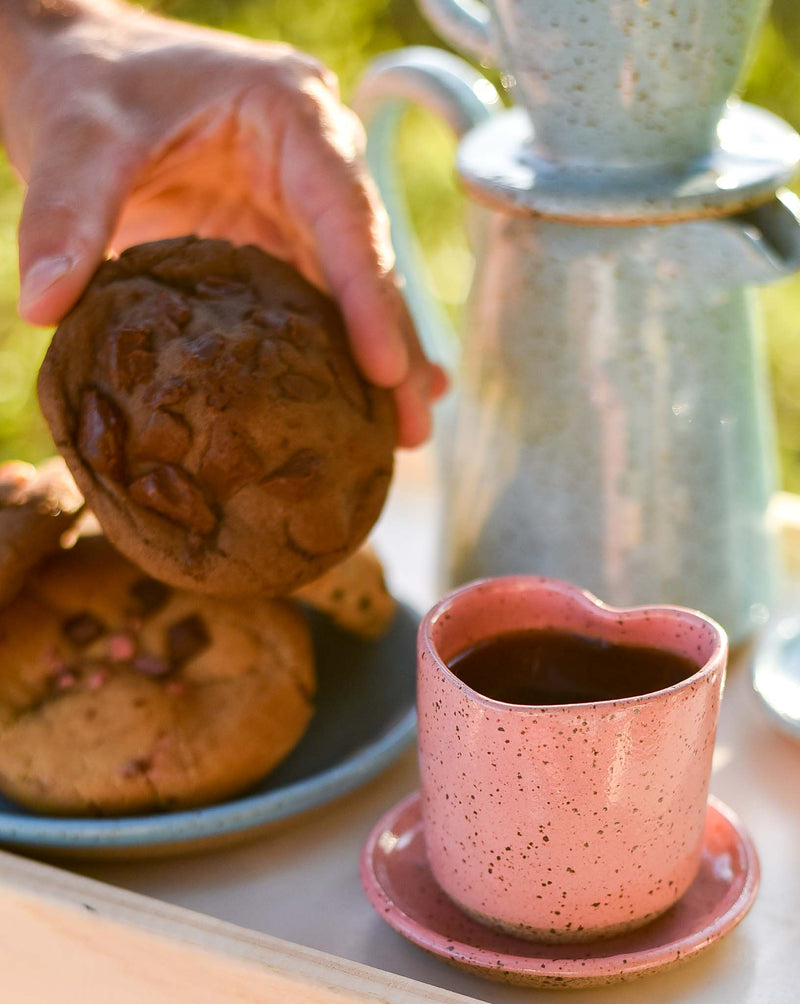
[293,545,397,639]
[38,237,396,596]
[0,535,315,816]
[0,457,84,606]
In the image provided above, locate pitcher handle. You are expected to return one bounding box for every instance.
[417,0,495,64]
[731,189,800,281]
[352,46,499,369]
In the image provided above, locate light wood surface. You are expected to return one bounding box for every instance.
[0,849,481,1004]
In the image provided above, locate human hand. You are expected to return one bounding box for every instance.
[1,0,446,446]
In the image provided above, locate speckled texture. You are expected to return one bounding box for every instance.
[455,103,800,223]
[357,25,797,647]
[416,576,727,942]
[360,791,759,988]
[440,214,780,645]
[423,0,768,165]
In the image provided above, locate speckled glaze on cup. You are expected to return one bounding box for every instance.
[417,576,727,943]
[420,0,769,165]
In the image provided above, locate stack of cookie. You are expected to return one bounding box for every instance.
[0,237,398,817]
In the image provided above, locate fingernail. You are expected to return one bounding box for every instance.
[18,255,73,314]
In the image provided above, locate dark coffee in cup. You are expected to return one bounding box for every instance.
[448,628,699,705]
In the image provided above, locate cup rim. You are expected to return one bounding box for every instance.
[419,575,728,712]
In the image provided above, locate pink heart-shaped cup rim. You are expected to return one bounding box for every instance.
[419,575,728,711]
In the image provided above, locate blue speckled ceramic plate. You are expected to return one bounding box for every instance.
[0,604,418,858]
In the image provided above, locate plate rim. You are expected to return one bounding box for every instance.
[0,709,417,849]
[752,614,800,741]
[0,602,421,852]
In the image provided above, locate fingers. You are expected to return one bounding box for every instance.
[17,110,140,326]
[255,83,408,387]
[393,358,450,449]
[301,158,449,447]
[388,296,449,447]
[255,82,450,446]
[393,374,433,449]
[292,170,413,390]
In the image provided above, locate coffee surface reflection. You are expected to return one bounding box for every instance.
[448,629,699,705]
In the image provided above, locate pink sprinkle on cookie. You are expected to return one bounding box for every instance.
[121,757,151,778]
[108,633,136,662]
[44,646,68,674]
[87,668,109,690]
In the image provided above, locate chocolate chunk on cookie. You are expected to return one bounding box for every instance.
[166,614,210,666]
[129,576,171,617]
[0,535,315,816]
[38,236,395,595]
[0,456,84,607]
[62,611,106,646]
[76,388,128,482]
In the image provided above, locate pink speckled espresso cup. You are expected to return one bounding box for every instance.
[417,576,727,943]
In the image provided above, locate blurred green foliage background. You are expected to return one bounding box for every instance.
[1,0,800,487]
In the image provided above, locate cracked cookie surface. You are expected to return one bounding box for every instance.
[0,535,315,816]
[38,236,396,596]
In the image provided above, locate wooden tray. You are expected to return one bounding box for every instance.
[0,849,483,1003]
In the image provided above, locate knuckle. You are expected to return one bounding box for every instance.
[319,65,341,96]
[280,76,330,126]
[338,105,367,152]
[316,105,368,165]
[290,95,332,145]
[331,160,374,209]
[44,96,119,148]
[22,195,79,231]
[299,54,339,94]
[353,169,389,227]
[271,49,337,93]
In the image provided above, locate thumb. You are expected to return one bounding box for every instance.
[17,122,136,326]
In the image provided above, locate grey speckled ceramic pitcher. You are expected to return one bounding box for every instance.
[420,0,768,165]
[353,1,800,643]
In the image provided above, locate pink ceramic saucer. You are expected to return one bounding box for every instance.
[360,792,759,989]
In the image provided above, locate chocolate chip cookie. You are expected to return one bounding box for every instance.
[0,457,84,607]
[38,237,395,596]
[0,534,315,816]
[293,545,397,639]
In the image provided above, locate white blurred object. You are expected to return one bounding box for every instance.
[754,492,800,740]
